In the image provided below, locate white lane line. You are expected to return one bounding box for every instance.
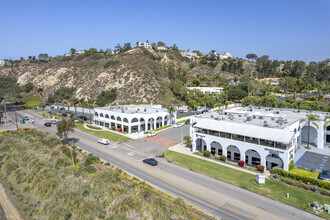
[126,152,134,157]
[107,145,118,149]
[122,143,136,149]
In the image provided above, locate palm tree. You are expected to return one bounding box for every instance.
[79,98,86,118]
[87,98,94,123]
[300,114,319,148]
[166,105,175,125]
[72,98,80,116]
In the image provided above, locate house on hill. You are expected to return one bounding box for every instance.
[137,42,152,48]
[259,78,279,86]
[181,51,198,59]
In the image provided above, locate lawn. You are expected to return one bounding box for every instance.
[77,124,131,141]
[21,95,41,109]
[165,150,330,218]
[291,168,320,178]
[146,125,171,134]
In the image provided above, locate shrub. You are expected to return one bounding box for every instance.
[319,188,330,196]
[84,154,100,166]
[203,150,210,157]
[119,128,122,132]
[310,185,319,192]
[104,60,119,68]
[289,160,296,171]
[105,162,110,166]
[193,151,203,156]
[86,124,102,130]
[85,165,97,173]
[112,126,115,130]
[281,177,294,185]
[257,165,264,173]
[220,155,226,161]
[270,168,330,190]
[238,160,245,167]
[273,173,280,179]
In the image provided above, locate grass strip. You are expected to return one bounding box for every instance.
[77,124,131,141]
[164,150,330,218]
[146,125,171,134]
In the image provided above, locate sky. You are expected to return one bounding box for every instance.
[0,0,329,62]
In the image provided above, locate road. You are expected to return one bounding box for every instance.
[2,104,324,220]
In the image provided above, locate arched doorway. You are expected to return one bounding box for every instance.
[148,118,155,130]
[164,116,169,126]
[266,154,283,170]
[140,118,145,131]
[301,126,318,147]
[210,141,223,155]
[245,149,261,166]
[227,145,240,162]
[326,126,330,144]
[156,116,163,128]
[196,138,207,152]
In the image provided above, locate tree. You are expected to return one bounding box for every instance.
[151,42,157,51]
[79,98,86,117]
[157,41,165,47]
[115,44,122,51]
[227,87,248,101]
[56,118,75,142]
[122,43,131,52]
[20,57,24,61]
[191,79,200,87]
[32,56,36,61]
[166,105,175,125]
[38,53,49,61]
[246,53,258,61]
[70,48,76,54]
[184,136,192,148]
[300,114,319,148]
[72,98,80,116]
[28,56,32,61]
[96,89,117,106]
[87,98,94,123]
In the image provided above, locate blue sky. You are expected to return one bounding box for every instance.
[0,0,329,62]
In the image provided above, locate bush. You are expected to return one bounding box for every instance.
[103,60,119,68]
[238,160,245,167]
[119,128,122,132]
[281,177,294,185]
[257,165,264,173]
[270,168,330,190]
[84,154,100,166]
[105,162,110,166]
[289,160,296,171]
[203,150,210,157]
[220,155,226,161]
[86,124,102,130]
[112,126,115,130]
[85,165,97,173]
[319,188,330,196]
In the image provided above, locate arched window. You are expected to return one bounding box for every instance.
[100,113,104,117]
[123,118,128,123]
[131,118,138,123]
[105,114,109,119]
[117,116,121,121]
[111,115,115,120]
[95,112,99,116]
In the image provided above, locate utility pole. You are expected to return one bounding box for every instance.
[15,112,18,129]
[4,102,7,124]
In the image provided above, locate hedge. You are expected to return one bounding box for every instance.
[270,168,330,190]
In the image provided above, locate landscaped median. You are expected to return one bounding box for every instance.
[146,125,171,134]
[164,150,330,218]
[76,124,131,141]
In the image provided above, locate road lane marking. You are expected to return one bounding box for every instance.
[127,152,134,157]
[138,161,261,220]
[144,162,282,220]
[122,143,136,149]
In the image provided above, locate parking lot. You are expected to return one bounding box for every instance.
[295,151,330,172]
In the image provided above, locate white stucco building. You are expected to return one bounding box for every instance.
[187,87,224,94]
[93,105,174,133]
[137,42,152,48]
[181,51,198,59]
[190,106,330,171]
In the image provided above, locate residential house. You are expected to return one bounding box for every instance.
[0,59,11,66]
[276,64,284,72]
[187,87,224,94]
[75,50,85,54]
[181,51,198,59]
[138,42,152,48]
[227,79,240,87]
[157,45,171,51]
[259,78,280,86]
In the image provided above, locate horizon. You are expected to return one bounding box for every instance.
[0,0,329,62]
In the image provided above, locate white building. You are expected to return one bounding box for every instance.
[218,52,232,59]
[157,45,171,51]
[93,105,174,133]
[138,42,152,48]
[75,50,85,54]
[181,51,198,59]
[190,106,330,171]
[0,59,5,67]
[187,87,224,94]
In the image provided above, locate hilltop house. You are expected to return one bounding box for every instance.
[181,51,198,59]
[0,59,11,66]
[259,78,280,86]
[187,87,224,94]
[208,51,232,60]
[138,42,152,48]
[157,45,171,51]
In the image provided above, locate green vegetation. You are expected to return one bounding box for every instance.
[103,60,120,68]
[165,150,330,218]
[95,88,117,106]
[20,95,41,109]
[291,168,320,179]
[86,124,102,130]
[146,125,171,134]
[183,136,192,148]
[0,129,208,219]
[77,123,131,141]
[56,118,76,142]
[0,76,21,101]
[176,119,189,124]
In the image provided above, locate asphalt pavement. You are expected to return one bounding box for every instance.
[1,104,324,220]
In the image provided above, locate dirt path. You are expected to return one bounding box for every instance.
[0,182,22,220]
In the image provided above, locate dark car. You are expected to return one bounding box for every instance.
[185,119,190,124]
[59,107,65,111]
[77,115,88,121]
[318,169,330,181]
[143,158,158,166]
[44,122,51,127]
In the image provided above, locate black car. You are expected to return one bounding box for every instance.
[318,169,330,181]
[143,158,158,166]
[59,107,65,111]
[185,119,190,124]
[77,115,88,121]
[44,122,51,127]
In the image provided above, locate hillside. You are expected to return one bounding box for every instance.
[0,48,255,104]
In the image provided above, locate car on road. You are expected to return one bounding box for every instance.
[44,122,51,127]
[23,116,29,121]
[318,169,330,181]
[98,139,109,145]
[174,123,183,128]
[185,119,190,124]
[51,120,57,124]
[143,158,158,166]
[59,107,65,111]
[147,131,157,137]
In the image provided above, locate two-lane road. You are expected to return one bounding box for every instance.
[3,105,323,220]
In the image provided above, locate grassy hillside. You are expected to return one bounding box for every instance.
[0,129,210,219]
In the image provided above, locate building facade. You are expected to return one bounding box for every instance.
[138,42,152,48]
[190,107,330,171]
[181,51,198,59]
[187,87,224,94]
[93,105,173,133]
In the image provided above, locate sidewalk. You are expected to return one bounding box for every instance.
[169,144,271,177]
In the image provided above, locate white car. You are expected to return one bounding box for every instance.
[147,131,157,137]
[174,123,183,128]
[98,139,109,145]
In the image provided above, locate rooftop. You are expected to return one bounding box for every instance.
[95,105,168,115]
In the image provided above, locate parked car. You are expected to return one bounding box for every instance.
[174,123,183,128]
[44,122,51,127]
[23,116,29,121]
[143,158,158,166]
[59,107,65,111]
[98,139,109,145]
[77,116,88,121]
[185,119,190,124]
[51,120,57,124]
[318,169,330,181]
[147,131,157,137]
